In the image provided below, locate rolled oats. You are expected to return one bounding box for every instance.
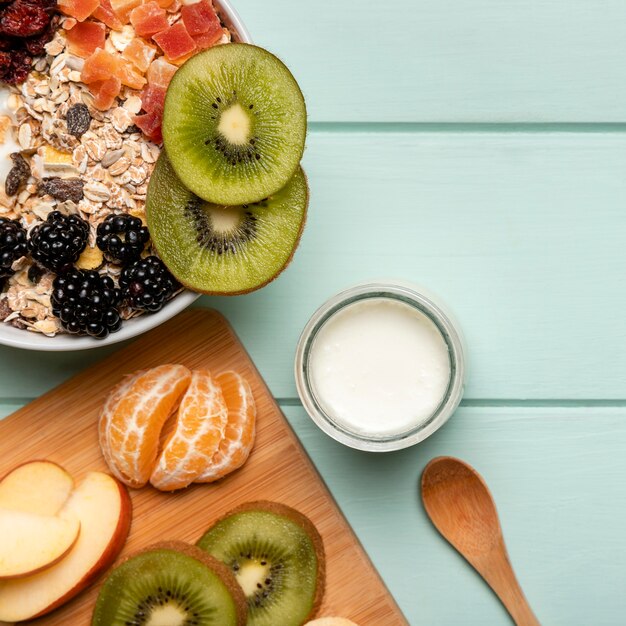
[83,181,111,203]
[108,156,131,176]
[18,124,32,149]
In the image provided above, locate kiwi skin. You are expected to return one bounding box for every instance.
[200,500,325,623]
[147,158,309,296]
[93,541,247,626]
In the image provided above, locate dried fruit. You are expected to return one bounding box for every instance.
[5,152,30,196]
[0,50,11,77]
[66,102,91,138]
[2,49,32,84]
[38,177,85,203]
[24,13,59,55]
[0,0,50,37]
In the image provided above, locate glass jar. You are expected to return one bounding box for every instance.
[294,282,466,452]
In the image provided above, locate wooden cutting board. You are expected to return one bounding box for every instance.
[0,309,407,625]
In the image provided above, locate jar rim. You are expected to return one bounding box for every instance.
[294,282,466,452]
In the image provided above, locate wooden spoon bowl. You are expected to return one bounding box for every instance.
[421,456,540,626]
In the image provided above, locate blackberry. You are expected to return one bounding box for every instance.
[28,211,89,272]
[51,269,122,338]
[96,214,150,265]
[0,217,27,277]
[120,256,178,313]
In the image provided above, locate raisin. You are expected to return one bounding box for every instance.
[66,103,91,139]
[38,177,84,203]
[5,152,30,196]
[0,0,50,38]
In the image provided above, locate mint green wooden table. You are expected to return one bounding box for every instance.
[2,1,626,623]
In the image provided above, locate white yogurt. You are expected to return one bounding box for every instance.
[308,298,451,438]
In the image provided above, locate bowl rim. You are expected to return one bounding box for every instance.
[0,0,251,352]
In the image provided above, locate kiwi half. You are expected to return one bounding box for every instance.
[91,541,247,626]
[197,501,325,626]
[145,152,308,295]
[162,43,307,206]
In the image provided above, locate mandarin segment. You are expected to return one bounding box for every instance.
[150,370,228,491]
[98,364,192,488]
[195,371,256,483]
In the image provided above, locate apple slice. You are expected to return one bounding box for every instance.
[0,460,74,515]
[0,472,131,622]
[0,508,80,578]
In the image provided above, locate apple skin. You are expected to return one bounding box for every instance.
[0,472,132,622]
[31,475,133,620]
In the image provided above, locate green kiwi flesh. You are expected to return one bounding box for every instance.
[91,541,246,626]
[145,152,308,295]
[197,501,325,626]
[162,43,307,205]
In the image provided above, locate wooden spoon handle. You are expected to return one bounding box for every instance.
[476,547,541,626]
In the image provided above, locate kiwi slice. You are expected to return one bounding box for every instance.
[197,501,325,626]
[145,152,308,295]
[91,541,247,626]
[162,43,307,206]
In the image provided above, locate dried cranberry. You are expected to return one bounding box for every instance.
[0,0,50,38]
[2,49,31,85]
[0,50,10,77]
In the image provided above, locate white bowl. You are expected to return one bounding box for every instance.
[0,0,251,352]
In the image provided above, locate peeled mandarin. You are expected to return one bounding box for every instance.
[150,370,228,491]
[195,371,256,483]
[99,364,192,488]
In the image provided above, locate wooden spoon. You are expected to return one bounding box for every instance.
[421,456,540,626]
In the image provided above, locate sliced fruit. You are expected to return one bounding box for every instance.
[197,501,325,626]
[98,364,192,487]
[93,0,124,30]
[0,508,80,579]
[122,38,157,73]
[58,0,100,21]
[91,76,122,111]
[162,44,307,205]
[152,21,196,61]
[195,371,256,483]
[0,472,131,622]
[0,460,73,515]
[92,541,246,626]
[129,1,168,37]
[304,617,359,626]
[65,21,106,58]
[145,153,308,294]
[150,370,228,491]
[181,0,220,37]
[146,57,177,88]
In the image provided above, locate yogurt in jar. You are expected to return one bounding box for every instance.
[308,297,452,438]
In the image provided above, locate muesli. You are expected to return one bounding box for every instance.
[0,0,230,337]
